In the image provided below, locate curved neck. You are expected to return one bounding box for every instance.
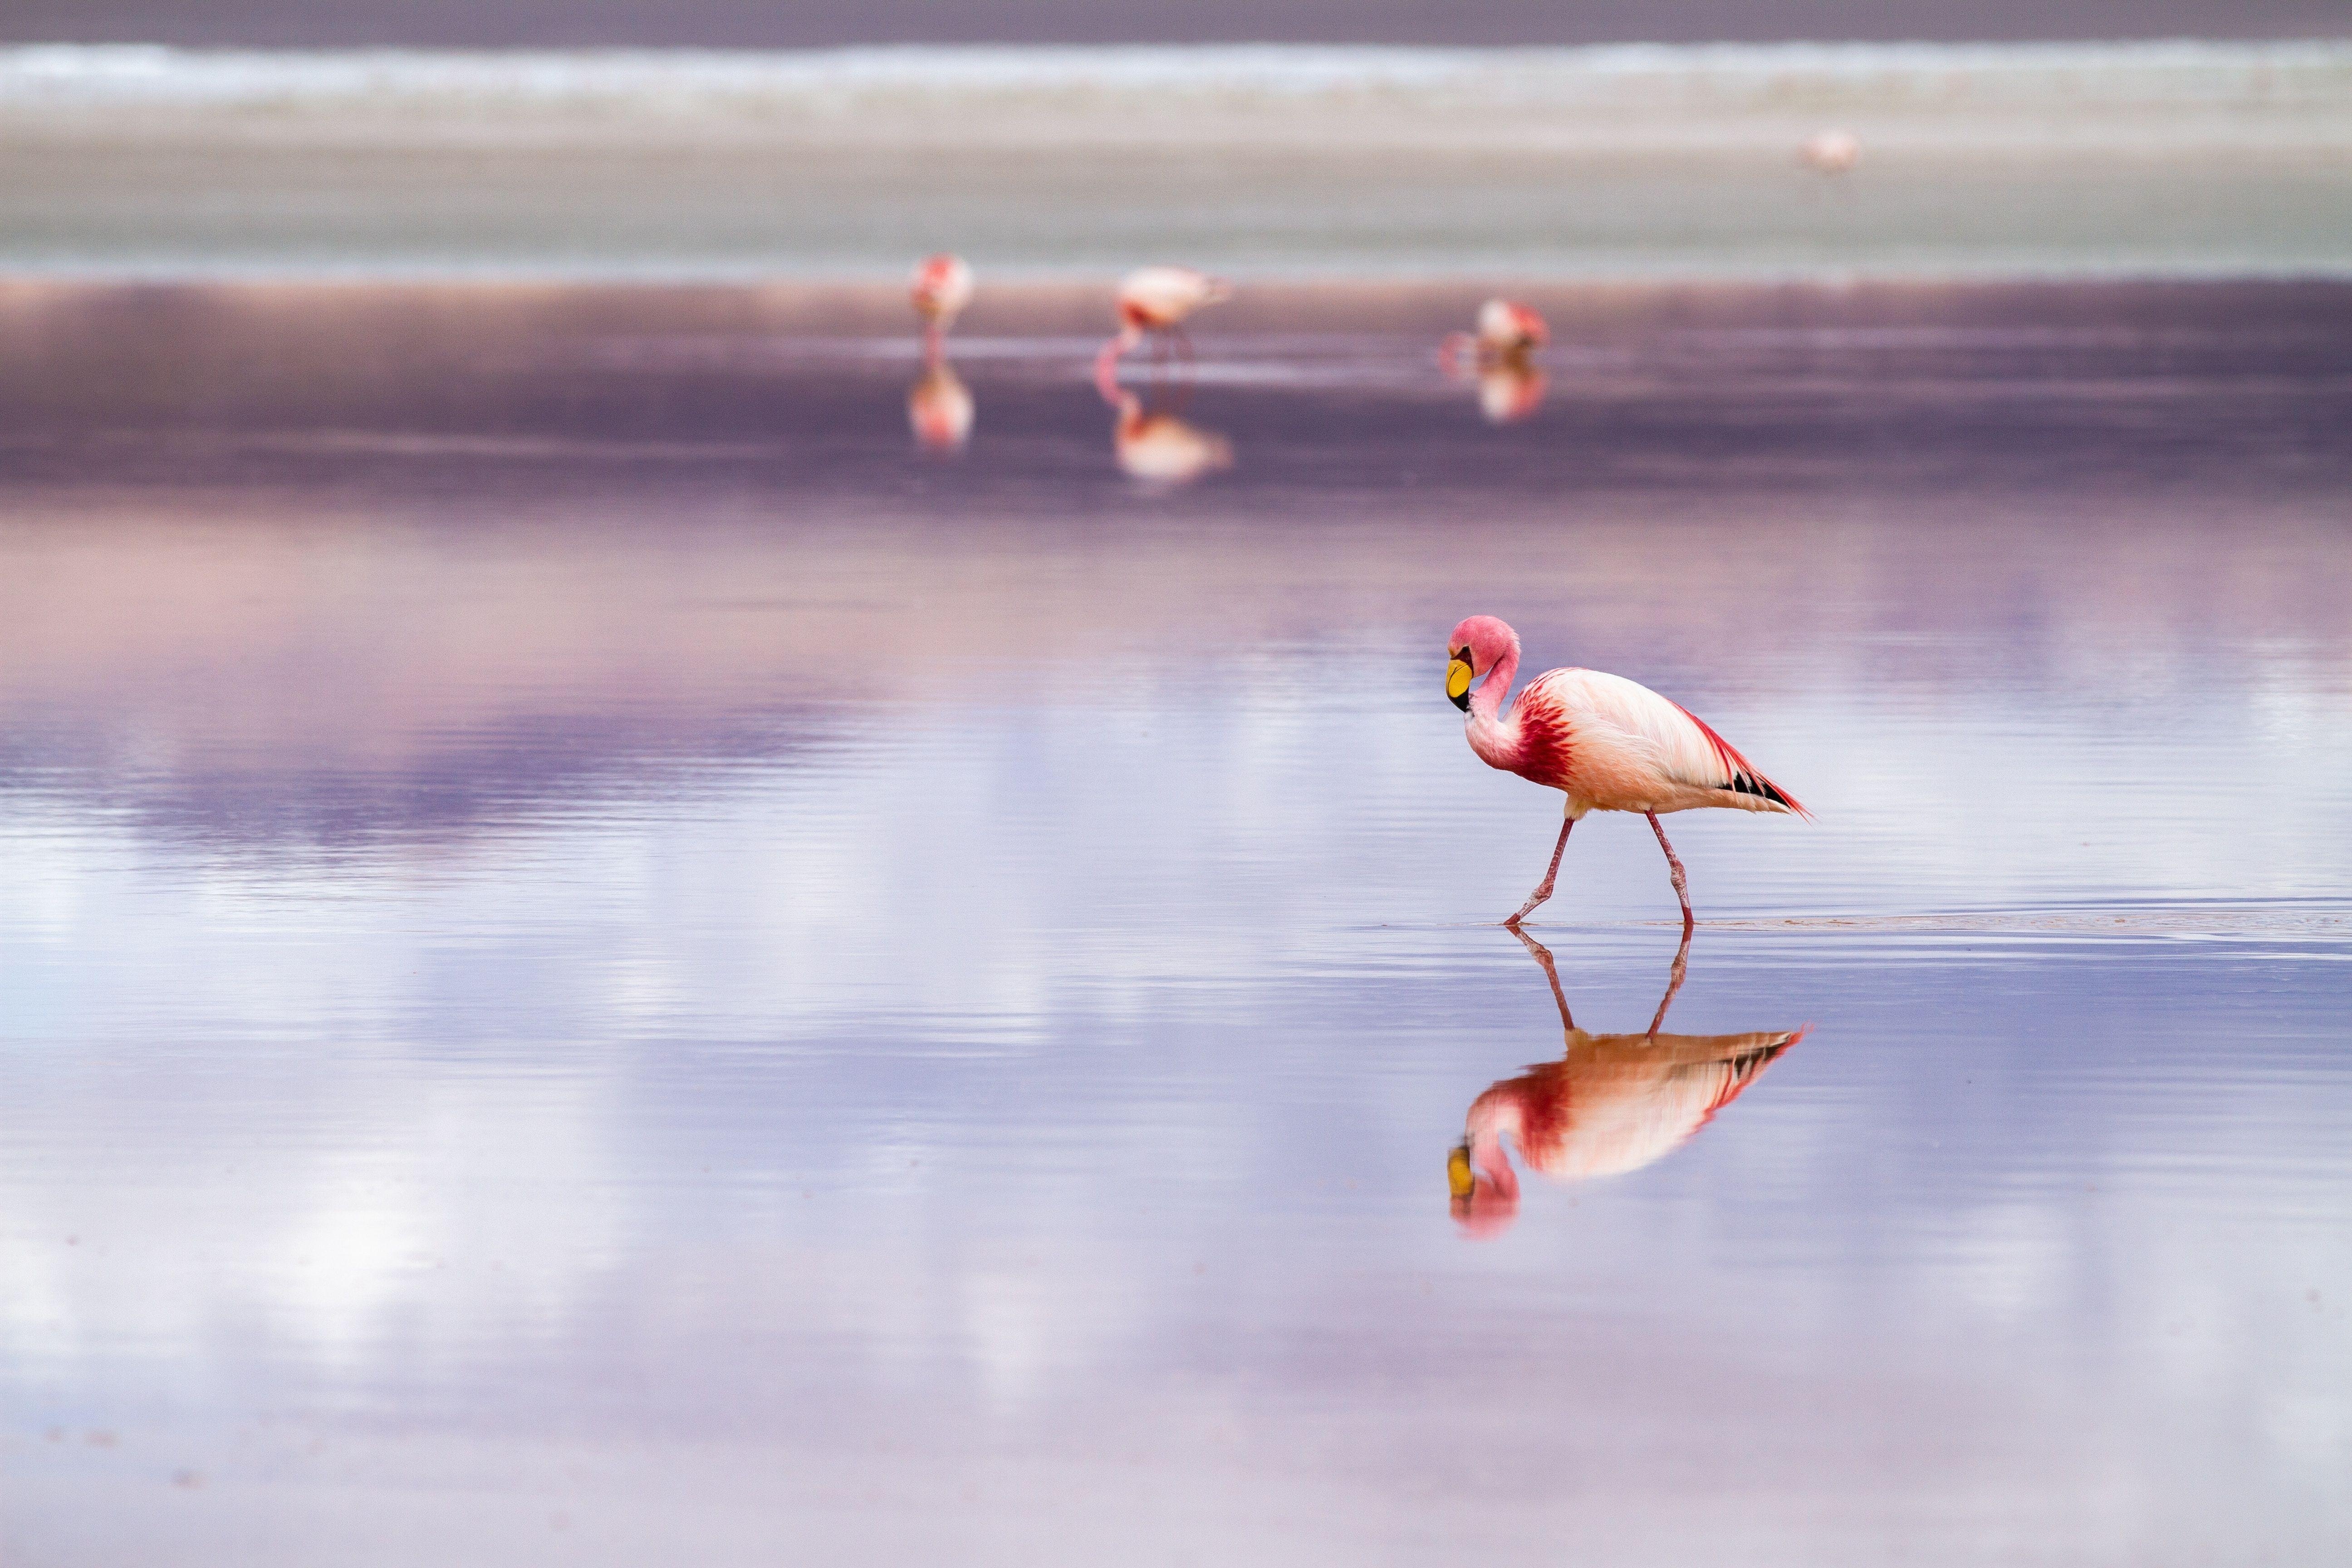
[1471,639,1519,723]
[1464,638,1524,770]
[1466,1126,1521,1203]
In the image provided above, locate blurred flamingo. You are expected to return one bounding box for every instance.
[1799,129,1862,176]
[1093,266,1232,397]
[907,361,974,454]
[1442,298,1549,371]
[1447,615,1806,931]
[1449,929,1803,1236]
[910,254,975,361]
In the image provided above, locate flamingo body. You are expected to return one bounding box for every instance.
[1475,298,1548,356]
[1096,266,1233,395]
[1472,665,1798,818]
[1115,266,1232,333]
[1448,614,1802,926]
[910,254,975,332]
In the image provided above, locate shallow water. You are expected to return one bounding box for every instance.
[2,282,2350,1563]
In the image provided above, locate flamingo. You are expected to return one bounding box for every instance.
[1798,129,1862,176]
[1093,266,1232,397]
[910,254,975,361]
[1448,930,1802,1236]
[1442,298,1549,372]
[1447,614,1805,931]
[907,362,974,454]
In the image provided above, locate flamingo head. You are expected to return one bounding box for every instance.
[1448,1134,1522,1238]
[1446,615,1519,710]
[911,254,974,324]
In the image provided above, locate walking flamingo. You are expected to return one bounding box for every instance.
[1093,266,1232,397]
[1448,930,1802,1236]
[1447,615,1805,931]
[910,254,975,360]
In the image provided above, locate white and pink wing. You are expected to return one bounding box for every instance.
[1531,668,1805,814]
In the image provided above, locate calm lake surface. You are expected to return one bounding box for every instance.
[2,281,2349,1564]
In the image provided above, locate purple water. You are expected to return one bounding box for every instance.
[2,280,2348,1564]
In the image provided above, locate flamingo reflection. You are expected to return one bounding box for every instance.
[1108,386,1231,486]
[907,360,974,454]
[1449,931,1803,1237]
[1472,360,1547,425]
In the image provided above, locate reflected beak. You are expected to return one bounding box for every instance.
[1447,1141,1476,1199]
[1446,649,1474,711]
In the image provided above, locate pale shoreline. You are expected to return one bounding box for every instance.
[5,42,2350,280]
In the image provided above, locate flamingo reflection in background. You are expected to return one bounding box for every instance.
[1442,299,1550,424]
[1448,615,1807,931]
[906,362,974,454]
[909,253,975,363]
[1470,360,1547,425]
[1110,392,1231,485]
[1093,266,1233,397]
[1449,931,1803,1237]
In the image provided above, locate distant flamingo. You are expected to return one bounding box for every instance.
[1442,298,1549,372]
[1799,129,1862,176]
[1093,266,1232,397]
[1449,929,1802,1236]
[1447,615,1805,931]
[907,362,974,454]
[910,254,975,361]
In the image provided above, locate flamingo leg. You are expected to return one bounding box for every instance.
[1174,324,1196,368]
[1503,817,1574,929]
[1511,926,1573,1031]
[1645,926,1692,1039]
[1646,810,1695,937]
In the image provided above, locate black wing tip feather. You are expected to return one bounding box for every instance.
[1721,772,1811,817]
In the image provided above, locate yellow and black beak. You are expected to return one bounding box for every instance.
[1446,647,1475,711]
[1447,1140,1476,1200]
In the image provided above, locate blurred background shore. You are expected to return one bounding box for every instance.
[5,41,2350,279]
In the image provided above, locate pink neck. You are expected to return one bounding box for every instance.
[1471,639,1519,720]
[1469,1129,1521,1204]
[1464,637,1524,766]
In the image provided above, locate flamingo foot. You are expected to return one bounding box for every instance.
[1502,816,1575,928]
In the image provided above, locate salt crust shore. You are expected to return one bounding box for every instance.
[3,44,2348,278]
[3,41,2349,147]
